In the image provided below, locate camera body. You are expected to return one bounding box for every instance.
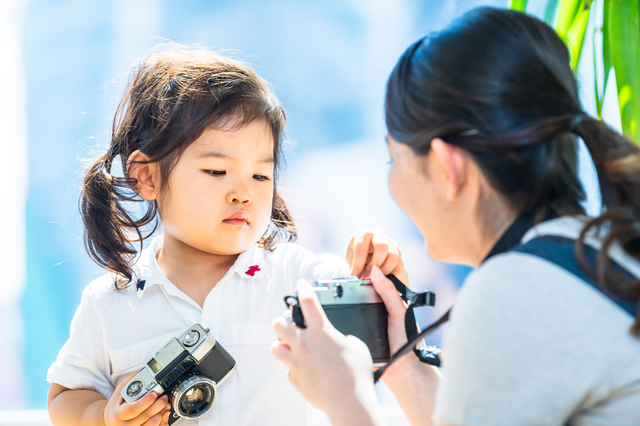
[285,277,390,364]
[121,324,236,425]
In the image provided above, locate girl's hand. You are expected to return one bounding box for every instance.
[271,280,386,426]
[104,374,171,426]
[346,228,409,285]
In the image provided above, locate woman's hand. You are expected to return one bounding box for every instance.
[271,280,387,426]
[370,266,441,426]
[346,228,409,285]
[369,265,410,356]
[104,375,171,426]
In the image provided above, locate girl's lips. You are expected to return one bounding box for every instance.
[223,219,249,226]
[223,211,250,226]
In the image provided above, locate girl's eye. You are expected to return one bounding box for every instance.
[207,170,226,176]
[253,174,270,181]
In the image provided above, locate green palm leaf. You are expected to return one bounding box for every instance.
[609,0,640,142]
[509,0,529,12]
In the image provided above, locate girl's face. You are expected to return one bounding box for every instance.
[157,120,275,256]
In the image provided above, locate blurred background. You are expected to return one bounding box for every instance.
[0,0,615,422]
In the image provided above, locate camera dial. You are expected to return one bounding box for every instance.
[126,380,144,398]
[182,330,200,347]
[332,284,343,299]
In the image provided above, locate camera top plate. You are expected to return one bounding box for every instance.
[313,277,383,305]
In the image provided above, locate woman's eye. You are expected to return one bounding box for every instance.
[253,174,270,181]
[207,170,226,176]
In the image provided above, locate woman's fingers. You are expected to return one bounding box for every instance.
[370,265,407,319]
[296,279,329,329]
[270,341,295,369]
[272,316,297,345]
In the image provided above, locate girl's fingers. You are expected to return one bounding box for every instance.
[366,235,390,274]
[118,391,159,421]
[296,279,328,329]
[347,232,374,277]
[270,341,295,369]
[272,316,297,345]
[370,265,407,319]
[140,395,170,422]
[378,248,400,276]
[162,411,170,426]
[140,412,164,426]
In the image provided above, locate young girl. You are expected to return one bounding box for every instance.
[46,44,407,426]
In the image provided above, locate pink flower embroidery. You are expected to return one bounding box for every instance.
[245,265,260,276]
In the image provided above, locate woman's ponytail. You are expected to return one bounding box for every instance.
[80,149,158,288]
[573,116,640,335]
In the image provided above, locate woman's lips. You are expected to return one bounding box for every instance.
[223,211,250,226]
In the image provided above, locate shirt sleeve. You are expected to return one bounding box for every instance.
[432,253,604,426]
[46,284,114,399]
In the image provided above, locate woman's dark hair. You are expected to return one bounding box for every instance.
[386,7,640,336]
[81,43,296,288]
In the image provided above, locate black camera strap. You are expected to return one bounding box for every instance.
[374,274,446,383]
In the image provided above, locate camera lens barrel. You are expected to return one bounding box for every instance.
[171,375,217,419]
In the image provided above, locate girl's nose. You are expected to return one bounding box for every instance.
[228,191,251,205]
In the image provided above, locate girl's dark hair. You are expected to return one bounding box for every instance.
[386,7,640,336]
[81,43,296,288]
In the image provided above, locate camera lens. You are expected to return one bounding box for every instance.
[126,380,144,399]
[172,375,216,419]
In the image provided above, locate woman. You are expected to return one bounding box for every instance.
[271,7,640,426]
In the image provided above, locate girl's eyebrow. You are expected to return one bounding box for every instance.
[197,151,274,164]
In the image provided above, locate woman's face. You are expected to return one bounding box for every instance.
[386,135,486,265]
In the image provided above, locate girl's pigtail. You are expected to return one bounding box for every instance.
[260,189,297,250]
[80,147,157,288]
[573,115,640,335]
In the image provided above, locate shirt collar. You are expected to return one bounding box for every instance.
[228,243,267,280]
[134,236,267,300]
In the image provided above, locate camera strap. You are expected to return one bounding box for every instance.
[373,275,445,383]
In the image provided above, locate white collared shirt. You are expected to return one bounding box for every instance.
[47,236,350,425]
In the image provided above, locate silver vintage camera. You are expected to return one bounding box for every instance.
[285,277,391,364]
[121,324,236,424]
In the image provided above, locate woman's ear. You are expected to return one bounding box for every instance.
[127,150,159,200]
[430,138,468,202]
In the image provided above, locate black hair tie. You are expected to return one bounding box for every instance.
[570,114,586,134]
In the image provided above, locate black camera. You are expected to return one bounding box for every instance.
[121,324,236,425]
[285,277,392,364]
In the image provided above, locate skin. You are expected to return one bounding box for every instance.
[48,120,408,425]
[272,136,517,426]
